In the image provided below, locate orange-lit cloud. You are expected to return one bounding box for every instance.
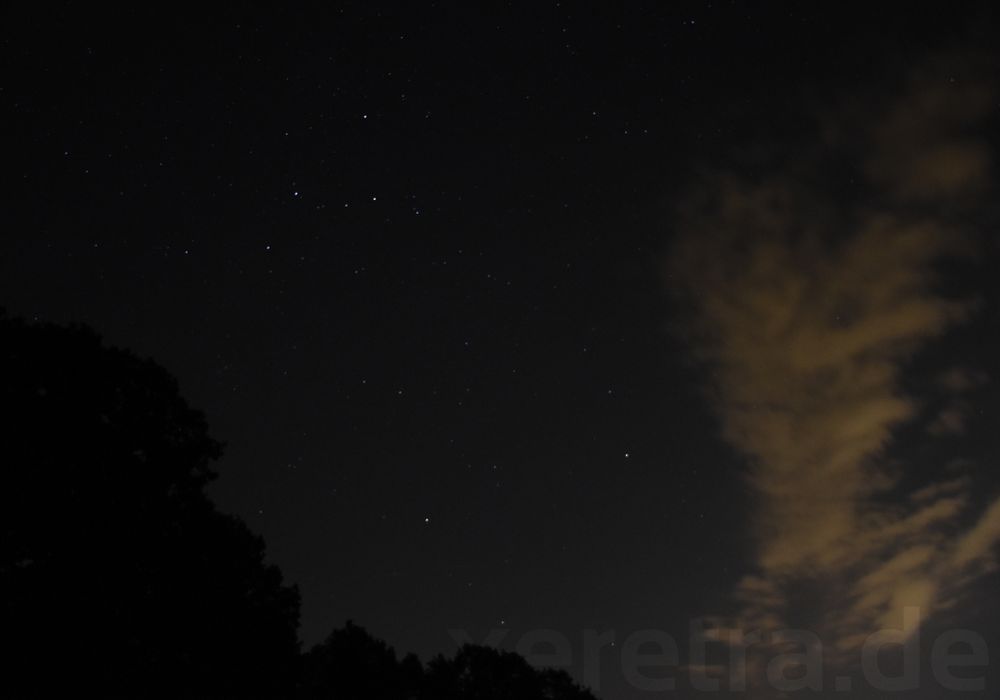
[669,56,1000,675]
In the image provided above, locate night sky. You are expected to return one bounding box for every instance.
[5,3,1000,698]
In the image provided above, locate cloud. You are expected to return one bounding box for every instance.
[952,497,1000,570]
[927,402,968,435]
[937,366,988,393]
[668,56,1000,680]
[864,74,994,202]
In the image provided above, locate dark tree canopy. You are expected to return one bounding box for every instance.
[424,644,598,700]
[299,620,423,699]
[0,314,300,697]
[301,621,597,700]
[0,314,600,699]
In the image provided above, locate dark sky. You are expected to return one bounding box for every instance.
[5,4,1000,699]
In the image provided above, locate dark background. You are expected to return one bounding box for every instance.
[4,3,999,698]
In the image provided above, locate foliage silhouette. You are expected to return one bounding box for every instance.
[424,643,597,700]
[299,620,423,699]
[1,314,599,699]
[301,621,597,700]
[0,314,300,697]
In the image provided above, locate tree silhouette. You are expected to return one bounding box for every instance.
[300,621,597,700]
[0,314,300,698]
[425,644,598,700]
[299,620,422,699]
[1,313,601,699]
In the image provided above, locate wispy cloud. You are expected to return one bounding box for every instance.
[669,54,1000,679]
